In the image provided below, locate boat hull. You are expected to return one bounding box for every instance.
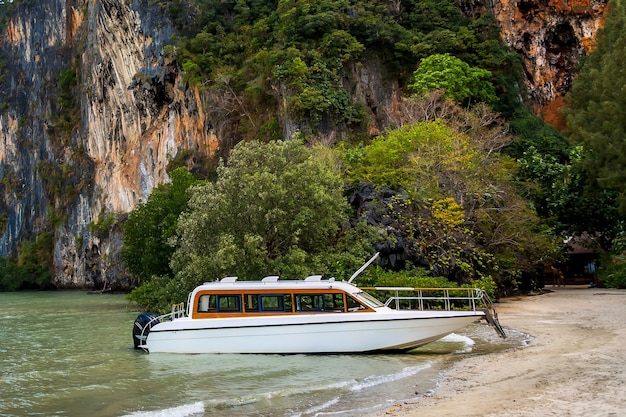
[144,310,483,354]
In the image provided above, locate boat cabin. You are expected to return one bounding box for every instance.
[190,276,382,318]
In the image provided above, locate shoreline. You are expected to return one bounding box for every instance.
[380,286,626,417]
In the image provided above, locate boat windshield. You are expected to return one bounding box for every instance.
[354,290,384,308]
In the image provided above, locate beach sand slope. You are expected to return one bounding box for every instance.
[384,286,626,417]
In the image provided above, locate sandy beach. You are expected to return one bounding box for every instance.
[382,286,626,417]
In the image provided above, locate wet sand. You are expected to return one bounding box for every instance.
[381,286,626,417]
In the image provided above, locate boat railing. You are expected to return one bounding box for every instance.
[361,286,506,338]
[151,302,186,323]
[170,302,186,319]
[137,302,187,350]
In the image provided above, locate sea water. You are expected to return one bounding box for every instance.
[0,292,526,417]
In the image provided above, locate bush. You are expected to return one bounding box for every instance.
[0,255,52,291]
[126,275,188,313]
[358,267,496,309]
[598,255,626,288]
[367,267,457,288]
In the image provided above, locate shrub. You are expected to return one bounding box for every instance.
[598,255,626,288]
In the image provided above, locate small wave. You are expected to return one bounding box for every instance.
[121,401,204,417]
[441,332,475,345]
[205,395,259,409]
[297,396,341,416]
[351,364,430,391]
[201,380,353,414]
[505,328,534,346]
[441,332,476,353]
[258,378,357,400]
[326,379,357,390]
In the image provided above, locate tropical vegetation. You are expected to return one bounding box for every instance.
[3,0,626,301]
[0,232,53,291]
[120,0,626,310]
[564,0,626,287]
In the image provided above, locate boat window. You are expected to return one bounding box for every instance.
[197,294,217,313]
[284,294,293,312]
[296,294,324,311]
[296,293,344,312]
[197,294,244,313]
[241,294,293,312]
[323,293,344,311]
[217,295,241,312]
[346,295,368,311]
[354,291,384,308]
[260,295,286,311]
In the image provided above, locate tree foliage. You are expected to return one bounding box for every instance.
[564,0,626,212]
[345,118,559,292]
[156,0,520,133]
[0,233,53,291]
[507,107,571,160]
[409,53,497,104]
[122,168,200,281]
[517,145,620,248]
[129,141,371,309]
[598,253,626,288]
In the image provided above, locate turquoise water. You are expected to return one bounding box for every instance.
[0,292,525,417]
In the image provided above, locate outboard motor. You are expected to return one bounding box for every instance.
[132,313,157,349]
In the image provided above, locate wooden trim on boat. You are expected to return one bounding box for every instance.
[191,288,375,319]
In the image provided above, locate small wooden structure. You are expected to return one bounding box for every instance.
[545,235,599,286]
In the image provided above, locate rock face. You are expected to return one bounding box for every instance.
[0,0,609,289]
[0,0,219,289]
[490,0,607,128]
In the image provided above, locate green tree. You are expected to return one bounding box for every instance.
[517,145,619,248]
[409,53,497,104]
[165,0,519,135]
[0,256,21,291]
[0,232,53,291]
[564,0,626,211]
[132,140,351,311]
[346,119,559,292]
[122,168,200,281]
[507,108,571,160]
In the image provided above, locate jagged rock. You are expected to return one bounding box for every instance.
[490,0,608,128]
[348,183,427,271]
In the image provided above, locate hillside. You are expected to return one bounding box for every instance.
[0,0,608,289]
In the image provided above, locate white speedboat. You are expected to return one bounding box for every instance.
[132,260,504,354]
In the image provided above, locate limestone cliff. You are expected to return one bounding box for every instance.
[0,0,218,289]
[0,0,609,289]
[490,0,607,128]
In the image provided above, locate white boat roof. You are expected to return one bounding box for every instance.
[192,276,361,294]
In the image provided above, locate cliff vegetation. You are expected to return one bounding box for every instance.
[0,0,624,302]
